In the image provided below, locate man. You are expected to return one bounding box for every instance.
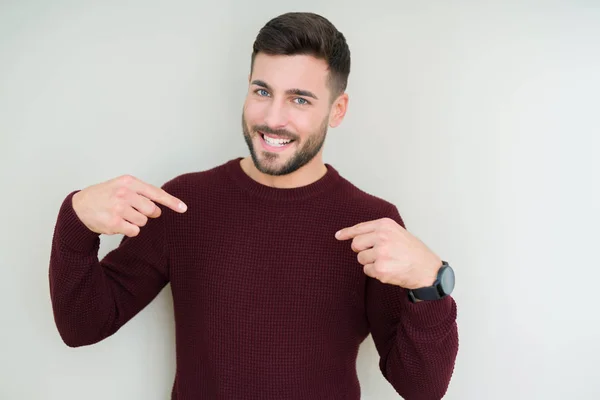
[49,12,458,400]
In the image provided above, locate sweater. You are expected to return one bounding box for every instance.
[49,157,458,400]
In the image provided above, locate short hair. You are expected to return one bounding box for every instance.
[251,12,351,99]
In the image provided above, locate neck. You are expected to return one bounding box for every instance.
[240,156,328,189]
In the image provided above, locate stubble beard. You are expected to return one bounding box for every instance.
[241,112,329,176]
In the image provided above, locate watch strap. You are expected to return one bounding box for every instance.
[408,285,443,302]
[407,261,450,303]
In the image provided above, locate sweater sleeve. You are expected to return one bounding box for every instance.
[48,190,171,347]
[365,205,459,400]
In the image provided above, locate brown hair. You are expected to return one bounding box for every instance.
[251,12,351,100]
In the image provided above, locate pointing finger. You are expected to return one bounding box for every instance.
[129,191,162,218]
[335,219,378,240]
[128,178,187,213]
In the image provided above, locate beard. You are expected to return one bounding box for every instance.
[242,111,328,176]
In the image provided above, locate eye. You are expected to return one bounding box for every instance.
[293,97,310,106]
[255,89,270,97]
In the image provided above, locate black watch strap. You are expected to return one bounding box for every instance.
[408,286,443,302]
[407,261,451,303]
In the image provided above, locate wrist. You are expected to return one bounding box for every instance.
[414,257,443,289]
[407,260,455,303]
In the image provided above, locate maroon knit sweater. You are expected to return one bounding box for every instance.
[49,157,458,400]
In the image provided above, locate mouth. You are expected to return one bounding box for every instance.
[258,131,296,151]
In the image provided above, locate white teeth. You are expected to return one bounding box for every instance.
[263,135,292,146]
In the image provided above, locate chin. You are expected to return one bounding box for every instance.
[253,153,294,176]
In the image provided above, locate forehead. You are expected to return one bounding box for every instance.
[251,53,329,92]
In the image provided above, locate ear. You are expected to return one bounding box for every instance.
[329,93,349,128]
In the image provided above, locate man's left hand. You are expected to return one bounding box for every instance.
[335,218,442,289]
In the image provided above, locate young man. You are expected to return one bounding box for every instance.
[49,12,458,400]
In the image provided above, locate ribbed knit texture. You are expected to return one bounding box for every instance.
[49,157,458,400]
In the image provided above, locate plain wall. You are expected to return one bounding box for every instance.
[1,1,599,399]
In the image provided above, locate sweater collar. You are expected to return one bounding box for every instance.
[224,157,343,201]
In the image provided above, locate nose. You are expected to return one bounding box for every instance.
[263,100,289,129]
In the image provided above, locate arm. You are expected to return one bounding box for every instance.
[366,278,458,399]
[48,190,170,347]
[365,205,458,399]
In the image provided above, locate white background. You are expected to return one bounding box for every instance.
[1,1,599,399]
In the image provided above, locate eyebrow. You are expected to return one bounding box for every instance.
[251,79,319,100]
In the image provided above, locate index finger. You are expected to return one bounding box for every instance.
[130,179,187,213]
[335,219,378,240]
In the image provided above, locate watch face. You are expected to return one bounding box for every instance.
[440,266,455,295]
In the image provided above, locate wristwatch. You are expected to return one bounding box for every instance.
[407,261,455,303]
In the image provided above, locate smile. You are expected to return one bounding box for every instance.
[259,132,295,151]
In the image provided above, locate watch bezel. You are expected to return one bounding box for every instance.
[438,263,455,295]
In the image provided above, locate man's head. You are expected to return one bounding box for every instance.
[242,12,350,176]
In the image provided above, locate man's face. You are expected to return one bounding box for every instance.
[242,53,335,176]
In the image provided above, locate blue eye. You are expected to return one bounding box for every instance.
[294,98,309,105]
[256,89,269,97]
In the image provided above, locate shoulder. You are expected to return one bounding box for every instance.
[334,171,406,228]
[159,159,235,200]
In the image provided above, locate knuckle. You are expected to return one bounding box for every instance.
[108,216,122,231]
[150,203,161,217]
[138,215,149,227]
[377,230,388,241]
[114,186,128,199]
[119,174,135,186]
[381,218,395,231]
[113,202,125,214]
[147,202,158,215]
[127,227,140,237]
[374,262,386,275]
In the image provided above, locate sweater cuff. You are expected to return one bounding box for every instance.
[54,190,101,253]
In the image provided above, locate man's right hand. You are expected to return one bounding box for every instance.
[72,175,187,237]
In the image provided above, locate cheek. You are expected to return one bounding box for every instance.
[294,119,312,137]
[243,103,261,126]
[294,110,326,135]
[245,97,267,115]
